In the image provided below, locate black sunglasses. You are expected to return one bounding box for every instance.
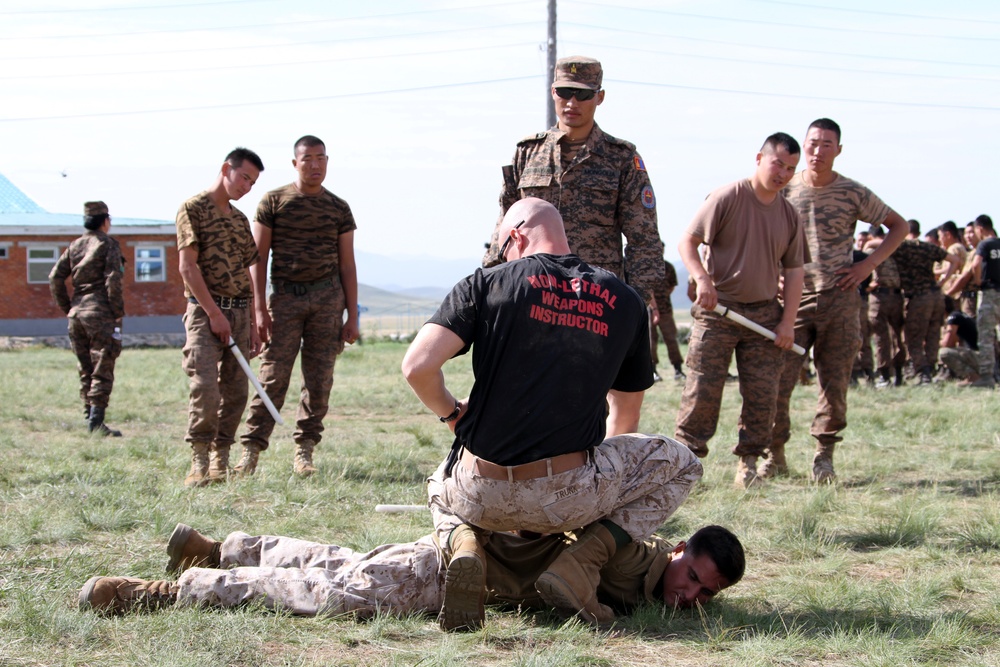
[498,220,526,262]
[554,87,599,102]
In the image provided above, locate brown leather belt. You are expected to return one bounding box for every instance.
[460,448,589,482]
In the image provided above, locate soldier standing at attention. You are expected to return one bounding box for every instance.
[176,148,263,487]
[764,119,908,484]
[233,135,359,477]
[49,201,125,437]
[484,56,664,435]
[649,244,686,382]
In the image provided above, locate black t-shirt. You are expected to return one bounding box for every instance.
[945,311,978,350]
[976,237,1000,290]
[429,253,653,466]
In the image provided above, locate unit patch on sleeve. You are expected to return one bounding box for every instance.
[641,185,655,209]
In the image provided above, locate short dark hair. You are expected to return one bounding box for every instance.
[975,214,994,232]
[83,214,108,231]
[924,228,939,242]
[808,118,841,143]
[294,135,326,153]
[940,220,959,238]
[870,224,885,239]
[685,525,745,586]
[908,219,921,236]
[761,132,800,156]
[225,147,264,172]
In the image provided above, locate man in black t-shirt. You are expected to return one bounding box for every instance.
[402,198,702,631]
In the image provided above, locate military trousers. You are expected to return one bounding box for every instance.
[67,312,121,409]
[977,288,1000,377]
[178,532,444,618]
[181,302,252,447]
[674,299,785,458]
[853,296,873,375]
[903,289,945,372]
[649,303,684,369]
[428,434,701,547]
[868,291,905,372]
[939,346,979,380]
[242,285,345,450]
[773,288,861,451]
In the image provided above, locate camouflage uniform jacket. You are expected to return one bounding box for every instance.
[49,231,125,319]
[893,240,948,294]
[485,531,675,612]
[485,123,664,303]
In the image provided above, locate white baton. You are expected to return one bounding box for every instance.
[375,504,427,513]
[227,336,284,425]
[712,304,806,356]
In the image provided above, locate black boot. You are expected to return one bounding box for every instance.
[88,406,122,437]
[84,403,92,421]
[894,366,904,387]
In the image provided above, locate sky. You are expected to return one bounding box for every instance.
[2,0,998,278]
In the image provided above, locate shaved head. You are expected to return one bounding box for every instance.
[498,198,571,260]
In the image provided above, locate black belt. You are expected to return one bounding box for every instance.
[188,295,250,309]
[872,287,902,295]
[271,278,334,296]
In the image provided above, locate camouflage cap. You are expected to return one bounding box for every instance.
[553,56,603,90]
[83,201,109,217]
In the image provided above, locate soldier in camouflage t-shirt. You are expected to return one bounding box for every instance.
[49,201,125,437]
[234,135,359,479]
[765,119,909,484]
[176,148,263,488]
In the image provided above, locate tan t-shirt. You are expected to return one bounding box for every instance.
[255,183,357,284]
[686,179,804,303]
[175,191,258,298]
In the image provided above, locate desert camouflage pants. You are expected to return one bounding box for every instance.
[977,288,1000,377]
[428,434,701,547]
[675,299,785,458]
[182,303,252,447]
[939,346,979,380]
[853,295,873,375]
[177,532,444,618]
[242,286,345,450]
[773,288,861,452]
[868,291,905,372]
[903,289,945,372]
[649,304,684,369]
[67,312,121,409]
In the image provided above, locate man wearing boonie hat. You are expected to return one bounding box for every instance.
[484,55,664,438]
[49,201,126,437]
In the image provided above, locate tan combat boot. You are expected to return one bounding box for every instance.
[184,442,211,488]
[758,444,789,479]
[207,444,230,483]
[166,523,222,574]
[734,455,763,489]
[79,576,177,615]
[812,444,836,484]
[438,524,486,631]
[535,523,616,625]
[233,443,261,476]
[293,441,317,477]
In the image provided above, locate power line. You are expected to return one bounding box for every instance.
[562,22,1000,70]
[744,0,1000,25]
[0,0,273,14]
[0,0,538,40]
[568,0,1000,42]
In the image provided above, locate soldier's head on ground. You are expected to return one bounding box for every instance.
[219,147,264,202]
[292,135,328,192]
[753,132,800,195]
[83,201,109,231]
[660,525,745,609]
[551,56,605,133]
[803,118,842,176]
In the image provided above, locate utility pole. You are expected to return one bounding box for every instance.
[546,0,556,128]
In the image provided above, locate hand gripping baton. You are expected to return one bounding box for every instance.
[712,304,806,356]
[227,336,284,425]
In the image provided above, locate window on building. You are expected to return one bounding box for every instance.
[0,244,9,259]
[27,246,59,283]
[135,246,165,282]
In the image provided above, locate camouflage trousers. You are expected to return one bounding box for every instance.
[939,346,979,380]
[428,434,702,547]
[773,288,861,451]
[649,304,684,369]
[242,286,345,450]
[178,532,444,618]
[903,289,945,372]
[977,288,1000,377]
[674,299,785,458]
[868,291,905,372]
[853,296,873,374]
[181,302,252,447]
[67,312,121,409]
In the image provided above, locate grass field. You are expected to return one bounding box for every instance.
[0,342,998,666]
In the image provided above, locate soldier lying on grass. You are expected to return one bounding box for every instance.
[79,522,744,627]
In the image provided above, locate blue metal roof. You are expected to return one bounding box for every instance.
[0,173,45,214]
